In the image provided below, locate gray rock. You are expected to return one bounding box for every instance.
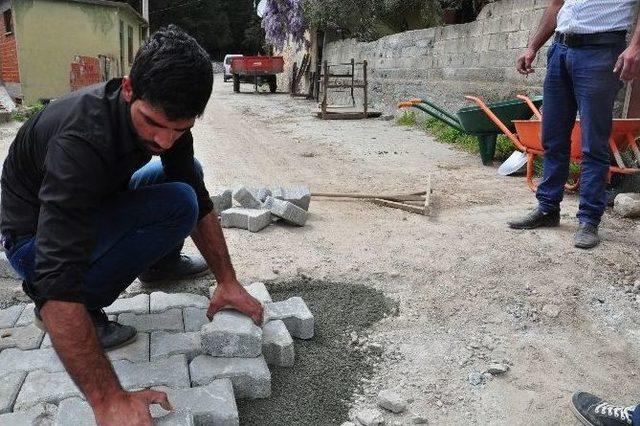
[377,389,407,413]
[412,414,429,424]
[264,297,314,339]
[486,363,509,375]
[0,252,21,280]
[262,320,294,367]
[0,347,64,376]
[155,409,194,426]
[244,282,272,303]
[355,408,385,426]
[118,309,184,333]
[201,310,262,358]
[614,193,640,218]
[104,294,150,315]
[220,208,271,232]
[15,303,36,327]
[189,355,271,399]
[541,304,560,318]
[183,307,209,332]
[340,423,357,426]
[14,370,80,410]
[233,187,263,209]
[150,292,209,313]
[211,188,233,215]
[271,186,311,210]
[468,371,484,386]
[151,331,201,362]
[55,397,94,426]
[113,354,191,390]
[151,380,239,425]
[0,304,25,329]
[0,323,45,350]
[0,403,58,424]
[0,371,26,414]
[107,332,150,363]
[264,196,308,226]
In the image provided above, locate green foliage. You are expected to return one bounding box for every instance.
[395,110,418,126]
[12,102,45,122]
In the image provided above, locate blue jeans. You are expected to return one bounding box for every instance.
[536,42,625,226]
[7,159,202,309]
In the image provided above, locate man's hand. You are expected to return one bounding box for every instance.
[207,280,263,324]
[93,389,172,426]
[516,47,538,75]
[614,44,640,82]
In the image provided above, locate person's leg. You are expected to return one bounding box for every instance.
[130,158,209,282]
[571,44,625,227]
[7,182,199,309]
[536,42,578,212]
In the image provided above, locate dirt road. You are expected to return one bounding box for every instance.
[2,77,640,424]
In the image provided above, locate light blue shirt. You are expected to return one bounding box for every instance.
[556,0,639,34]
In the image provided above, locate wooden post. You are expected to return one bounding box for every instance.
[623,80,640,118]
[291,61,298,95]
[350,58,355,106]
[363,60,368,119]
[322,60,329,119]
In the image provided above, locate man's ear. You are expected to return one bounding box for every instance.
[121,76,133,102]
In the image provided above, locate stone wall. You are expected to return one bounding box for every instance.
[323,0,552,115]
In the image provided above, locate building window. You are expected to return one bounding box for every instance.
[128,25,133,65]
[3,9,12,34]
[119,20,124,74]
[139,26,147,44]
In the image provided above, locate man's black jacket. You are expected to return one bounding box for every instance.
[0,78,213,307]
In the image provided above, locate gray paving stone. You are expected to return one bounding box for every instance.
[150,292,209,313]
[113,354,191,390]
[104,294,149,315]
[264,297,314,339]
[183,307,208,332]
[55,397,93,426]
[0,371,26,414]
[244,282,273,303]
[264,196,308,226]
[155,409,194,426]
[0,252,21,280]
[262,320,295,367]
[220,208,271,232]
[151,331,201,362]
[0,347,64,376]
[0,323,45,350]
[201,311,262,358]
[253,187,272,203]
[0,403,58,425]
[151,379,239,426]
[108,332,149,363]
[233,187,263,209]
[211,188,233,215]
[15,303,35,327]
[0,304,25,329]
[271,186,311,210]
[118,309,184,332]
[189,355,271,399]
[14,370,80,410]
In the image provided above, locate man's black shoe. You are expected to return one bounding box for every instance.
[574,223,600,249]
[507,208,560,229]
[34,307,137,350]
[571,391,635,425]
[138,253,209,284]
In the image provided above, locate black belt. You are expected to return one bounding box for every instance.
[554,31,626,47]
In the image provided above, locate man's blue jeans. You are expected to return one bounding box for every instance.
[536,41,625,226]
[7,159,202,310]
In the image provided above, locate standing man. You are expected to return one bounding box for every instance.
[1,26,262,425]
[508,0,640,249]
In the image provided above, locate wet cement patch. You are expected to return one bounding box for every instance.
[237,278,397,426]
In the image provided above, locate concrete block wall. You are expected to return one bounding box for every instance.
[323,0,552,115]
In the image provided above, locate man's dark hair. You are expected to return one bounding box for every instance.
[129,25,213,120]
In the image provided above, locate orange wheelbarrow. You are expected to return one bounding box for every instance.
[466,94,640,192]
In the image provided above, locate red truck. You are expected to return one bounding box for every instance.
[230,56,284,93]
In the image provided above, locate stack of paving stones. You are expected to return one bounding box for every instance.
[212,186,311,233]
[0,283,314,425]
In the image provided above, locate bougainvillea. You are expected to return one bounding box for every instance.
[261,0,307,50]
